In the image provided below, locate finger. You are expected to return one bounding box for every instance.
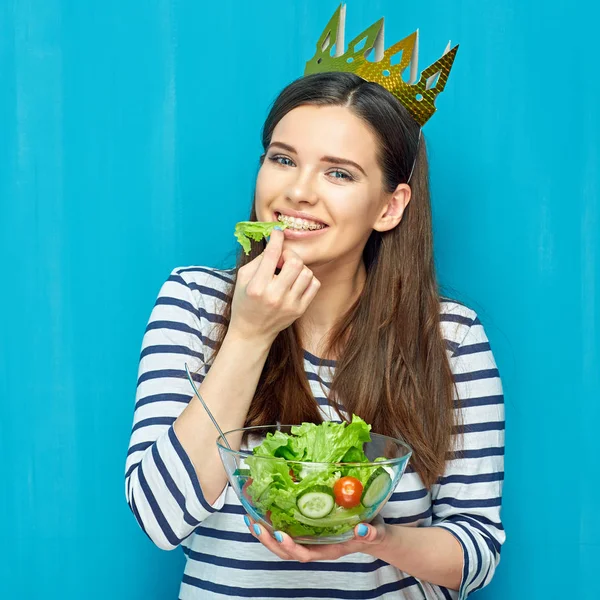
[271,252,305,294]
[252,228,284,288]
[289,266,314,299]
[246,518,293,560]
[298,275,321,308]
[273,531,327,562]
[353,522,382,544]
[270,530,327,563]
[240,251,266,281]
[272,247,300,279]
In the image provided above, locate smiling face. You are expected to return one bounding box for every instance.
[254,104,410,271]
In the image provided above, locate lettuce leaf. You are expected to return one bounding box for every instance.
[234,221,289,255]
[290,414,372,463]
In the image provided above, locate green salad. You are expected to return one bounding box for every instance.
[236,415,394,537]
[234,221,289,255]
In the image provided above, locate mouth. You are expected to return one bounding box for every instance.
[274,212,329,231]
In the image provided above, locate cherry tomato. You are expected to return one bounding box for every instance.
[289,468,297,481]
[242,477,254,502]
[333,476,363,508]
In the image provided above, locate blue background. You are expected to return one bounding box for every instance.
[1,0,597,598]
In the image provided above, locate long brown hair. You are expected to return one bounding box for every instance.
[208,73,459,489]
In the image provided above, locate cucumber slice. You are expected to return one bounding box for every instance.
[233,468,251,478]
[361,468,392,507]
[296,485,335,519]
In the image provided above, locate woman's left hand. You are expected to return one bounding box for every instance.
[244,514,388,562]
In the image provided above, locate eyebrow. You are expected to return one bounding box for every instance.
[267,141,367,177]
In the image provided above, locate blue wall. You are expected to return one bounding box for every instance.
[1,1,597,598]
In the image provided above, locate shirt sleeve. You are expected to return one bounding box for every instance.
[431,314,506,599]
[124,268,227,550]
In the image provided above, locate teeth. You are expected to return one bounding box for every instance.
[277,214,326,230]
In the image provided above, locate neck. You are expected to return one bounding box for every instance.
[296,257,367,355]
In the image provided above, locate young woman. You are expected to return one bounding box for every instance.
[125,72,505,599]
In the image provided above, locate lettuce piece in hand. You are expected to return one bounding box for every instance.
[234,221,289,255]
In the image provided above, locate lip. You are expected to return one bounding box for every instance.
[274,210,328,227]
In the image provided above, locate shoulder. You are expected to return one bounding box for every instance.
[439,300,503,414]
[157,266,235,325]
[163,266,234,342]
[170,265,235,302]
[439,297,481,355]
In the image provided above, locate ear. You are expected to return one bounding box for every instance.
[372,183,412,233]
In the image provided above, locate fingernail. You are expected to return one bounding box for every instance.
[244,515,251,527]
[253,523,262,536]
[274,531,284,543]
[273,225,283,231]
[357,524,369,537]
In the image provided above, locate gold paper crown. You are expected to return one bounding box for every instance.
[304,4,459,127]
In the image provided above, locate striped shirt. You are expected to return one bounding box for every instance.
[125,266,505,600]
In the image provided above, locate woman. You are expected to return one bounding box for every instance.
[125,71,505,599]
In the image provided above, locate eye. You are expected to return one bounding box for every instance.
[328,169,354,181]
[268,155,294,167]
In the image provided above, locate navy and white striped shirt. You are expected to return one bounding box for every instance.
[125,266,505,599]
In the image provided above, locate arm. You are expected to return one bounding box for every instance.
[124,268,271,550]
[125,232,321,550]
[172,326,272,504]
[370,523,463,590]
[430,313,505,597]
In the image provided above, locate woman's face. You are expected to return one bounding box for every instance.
[254,105,410,270]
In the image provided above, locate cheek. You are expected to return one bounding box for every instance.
[332,193,375,227]
[254,171,269,219]
[255,167,281,205]
[254,167,267,198]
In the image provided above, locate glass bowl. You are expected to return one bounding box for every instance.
[217,424,412,544]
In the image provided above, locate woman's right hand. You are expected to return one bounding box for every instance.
[228,228,321,343]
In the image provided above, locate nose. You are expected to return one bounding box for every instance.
[285,168,318,205]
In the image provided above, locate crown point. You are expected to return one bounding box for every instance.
[304,7,458,127]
